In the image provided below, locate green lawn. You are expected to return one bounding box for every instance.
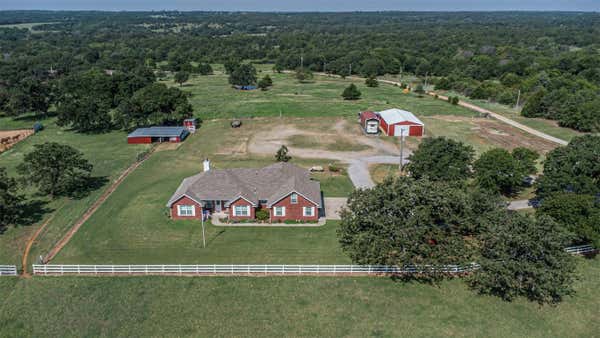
[312,172,355,198]
[0,257,598,337]
[0,116,148,269]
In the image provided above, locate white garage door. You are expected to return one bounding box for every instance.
[394,125,410,137]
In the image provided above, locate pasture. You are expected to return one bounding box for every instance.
[0,257,598,337]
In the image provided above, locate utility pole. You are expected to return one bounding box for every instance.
[300,48,304,70]
[424,72,429,91]
[349,63,352,76]
[201,212,206,248]
[399,128,405,173]
[515,89,521,109]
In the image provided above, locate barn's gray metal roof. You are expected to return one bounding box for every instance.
[166,162,321,208]
[128,127,188,138]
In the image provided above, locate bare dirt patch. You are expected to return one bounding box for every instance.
[247,118,399,160]
[0,129,34,153]
[477,120,557,153]
[426,115,557,154]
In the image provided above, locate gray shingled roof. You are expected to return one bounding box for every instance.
[166,162,321,208]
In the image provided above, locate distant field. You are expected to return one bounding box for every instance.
[0,22,55,31]
[0,116,148,270]
[166,70,476,120]
[1,257,598,337]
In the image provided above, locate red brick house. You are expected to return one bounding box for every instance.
[166,161,321,223]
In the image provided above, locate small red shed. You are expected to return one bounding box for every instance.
[377,108,424,137]
[183,118,197,133]
[359,111,380,134]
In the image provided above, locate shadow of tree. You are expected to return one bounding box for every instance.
[69,176,109,199]
[0,199,52,234]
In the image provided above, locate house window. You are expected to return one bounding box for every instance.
[178,205,195,216]
[303,206,314,217]
[234,205,249,216]
[274,206,286,217]
[290,193,298,204]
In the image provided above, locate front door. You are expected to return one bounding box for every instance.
[215,200,222,212]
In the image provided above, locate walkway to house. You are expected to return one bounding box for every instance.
[211,213,327,226]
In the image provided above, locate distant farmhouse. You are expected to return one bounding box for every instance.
[166,161,322,223]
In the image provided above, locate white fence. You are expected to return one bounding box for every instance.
[0,265,18,276]
[565,244,597,255]
[32,264,479,276]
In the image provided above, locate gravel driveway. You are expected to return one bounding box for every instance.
[323,197,348,220]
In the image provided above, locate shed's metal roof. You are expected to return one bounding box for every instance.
[377,108,424,125]
[128,127,188,138]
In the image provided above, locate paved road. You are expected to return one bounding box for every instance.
[311,72,569,146]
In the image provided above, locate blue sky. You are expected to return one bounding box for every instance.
[1,0,599,11]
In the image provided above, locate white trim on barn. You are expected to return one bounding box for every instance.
[377,108,424,126]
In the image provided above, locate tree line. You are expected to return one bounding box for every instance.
[1,12,598,131]
[339,135,600,305]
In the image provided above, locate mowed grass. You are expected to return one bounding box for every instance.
[312,172,355,198]
[0,257,598,337]
[0,116,148,269]
[54,119,350,264]
[370,163,401,184]
[168,70,477,120]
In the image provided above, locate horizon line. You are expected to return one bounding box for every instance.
[0,9,599,13]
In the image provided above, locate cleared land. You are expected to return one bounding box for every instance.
[0,257,598,337]
[52,71,562,264]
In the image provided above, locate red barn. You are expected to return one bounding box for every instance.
[359,111,380,134]
[127,127,189,144]
[377,108,424,137]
